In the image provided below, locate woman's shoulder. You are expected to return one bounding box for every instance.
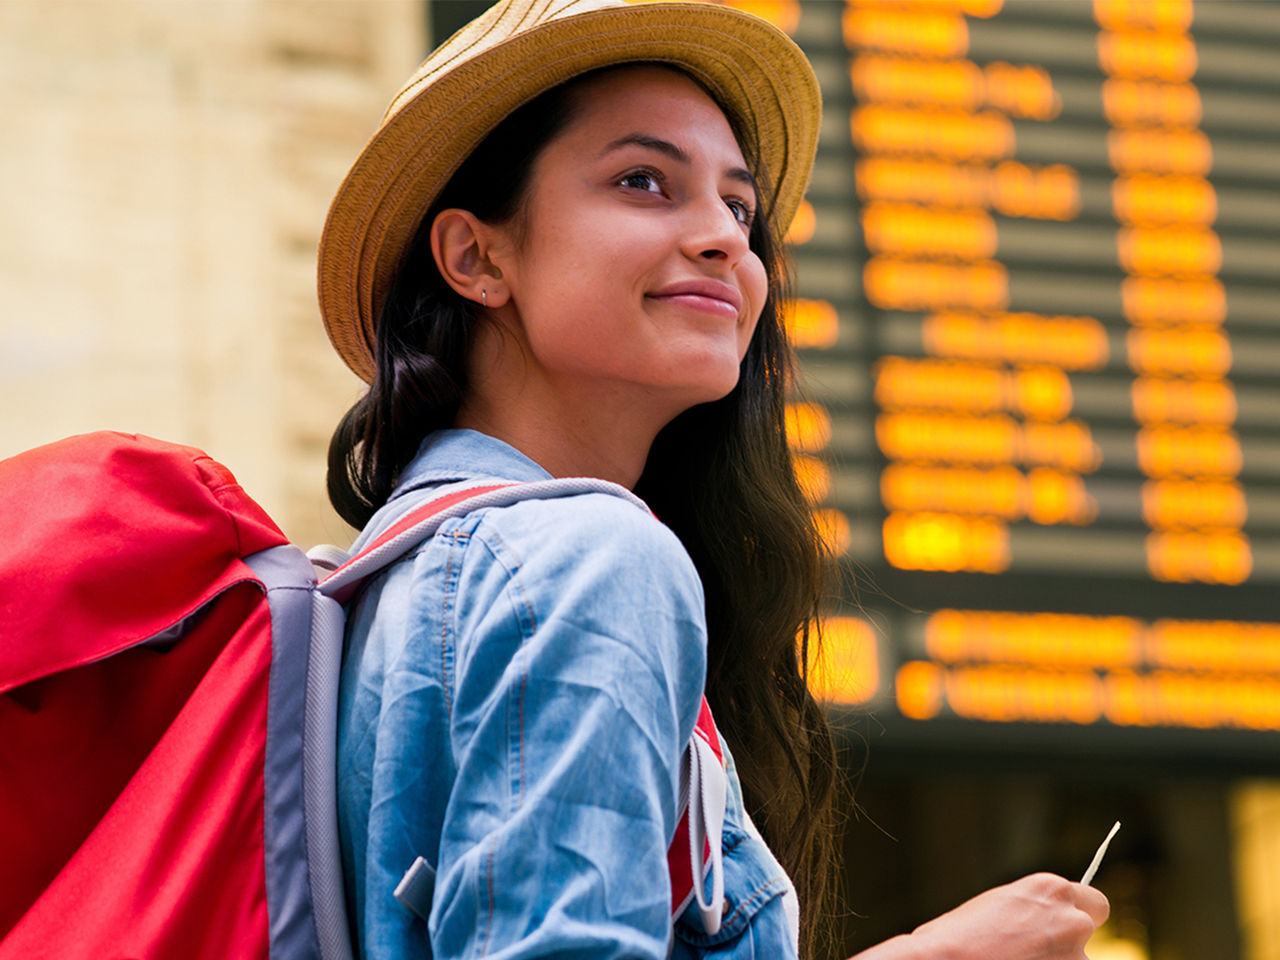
[466,489,700,591]
[435,489,708,738]
[441,489,707,677]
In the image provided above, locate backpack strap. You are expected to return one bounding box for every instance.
[318,478,647,605]
[670,697,728,933]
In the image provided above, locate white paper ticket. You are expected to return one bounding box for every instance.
[1080,821,1121,886]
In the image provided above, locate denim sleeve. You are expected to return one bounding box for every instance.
[429,493,708,960]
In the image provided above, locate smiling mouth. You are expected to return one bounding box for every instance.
[647,292,740,320]
[647,279,743,320]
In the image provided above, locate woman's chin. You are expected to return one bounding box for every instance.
[656,369,743,415]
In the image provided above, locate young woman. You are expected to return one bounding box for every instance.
[318,2,1110,958]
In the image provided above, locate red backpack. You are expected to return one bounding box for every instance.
[0,431,725,959]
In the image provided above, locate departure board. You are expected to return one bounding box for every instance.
[728,0,1280,758]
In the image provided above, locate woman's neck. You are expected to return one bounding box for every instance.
[455,383,666,489]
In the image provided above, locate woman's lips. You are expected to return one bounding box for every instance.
[647,279,743,320]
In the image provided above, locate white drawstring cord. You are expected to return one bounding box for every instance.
[686,731,726,934]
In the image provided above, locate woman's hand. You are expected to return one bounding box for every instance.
[850,873,1110,960]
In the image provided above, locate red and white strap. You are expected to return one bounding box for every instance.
[669,696,727,933]
[317,479,646,605]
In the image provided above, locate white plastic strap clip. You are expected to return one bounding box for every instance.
[393,856,436,923]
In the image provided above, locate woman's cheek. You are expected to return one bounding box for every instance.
[738,313,760,361]
[739,264,768,357]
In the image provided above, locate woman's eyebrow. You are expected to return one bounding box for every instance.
[601,133,755,190]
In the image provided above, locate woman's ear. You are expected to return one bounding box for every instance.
[429,209,511,308]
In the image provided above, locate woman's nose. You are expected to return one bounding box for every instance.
[681,194,751,265]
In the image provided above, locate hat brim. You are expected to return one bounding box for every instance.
[318,2,821,382]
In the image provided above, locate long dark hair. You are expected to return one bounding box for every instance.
[328,64,841,959]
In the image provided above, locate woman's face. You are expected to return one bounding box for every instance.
[485,65,768,421]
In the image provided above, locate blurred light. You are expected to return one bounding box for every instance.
[785,401,832,452]
[1148,619,1280,674]
[1147,529,1251,584]
[1086,936,1147,960]
[881,464,1024,518]
[1093,0,1193,32]
[804,616,879,704]
[1132,377,1236,426]
[792,453,831,503]
[864,258,1008,311]
[1097,29,1198,82]
[923,311,1108,370]
[883,511,1010,572]
[1019,420,1102,472]
[1142,479,1246,530]
[896,661,945,719]
[874,357,1006,414]
[908,612,1280,730]
[851,54,983,109]
[1104,79,1202,128]
[1108,128,1212,176]
[876,412,1018,464]
[782,297,839,348]
[984,61,1061,120]
[843,5,969,57]
[851,106,1014,160]
[1117,225,1222,276]
[926,609,1143,668]
[877,412,1100,472]
[855,158,1078,219]
[991,161,1079,219]
[1136,425,1242,478]
[784,198,816,245]
[945,665,1104,724]
[851,0,1002,16]
[714,0,800,33]
[1113,173,1216,227]
[1230,782,1280,960]
[1026,467,1097,525]
[862,202,997,259]
[813,508,853,557]
[1122,276,1225,325]
[873,358,1074,421]
[1106,668,1280,729]
[1126,327,1231,378]
[1015,367,1073,421]
[857,157,989,206]
[880,464,1096,525]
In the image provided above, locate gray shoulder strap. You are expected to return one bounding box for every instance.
[246,544,354,960]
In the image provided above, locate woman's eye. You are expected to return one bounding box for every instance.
[726,197,754,226]
[619,170,663,194]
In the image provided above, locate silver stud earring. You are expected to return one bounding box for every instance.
[481,289,487,308]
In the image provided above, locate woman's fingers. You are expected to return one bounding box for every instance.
[903,872,1111,960]
[1071,876,1112,927]
[1014,873,1111,953]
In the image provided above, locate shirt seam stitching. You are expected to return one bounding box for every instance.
[439,529,471,723]
[468,523,537,956]
[484,526,538,814]
[725,875,787,928]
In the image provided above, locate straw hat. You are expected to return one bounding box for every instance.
[317,0,822,382]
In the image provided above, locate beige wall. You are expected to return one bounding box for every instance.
[0,0,426,546]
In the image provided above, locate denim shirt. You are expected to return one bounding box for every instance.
[337,429,800,960]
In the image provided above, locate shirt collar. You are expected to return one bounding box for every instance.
[389,428,553,502]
